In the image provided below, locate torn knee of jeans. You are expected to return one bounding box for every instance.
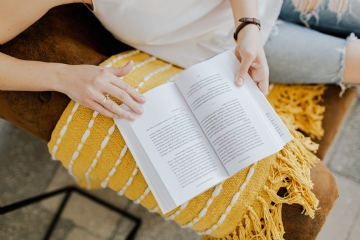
[291,0,351,26]
[335,33,359,96]
[292,0,324,13]
[328,0,350,24]
[328,0,349,14]
[337,82,353,97]
[299,11,320,28]
[291,0,324,27]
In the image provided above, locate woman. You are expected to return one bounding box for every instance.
[0,0,359,121]
[0,2,345,239]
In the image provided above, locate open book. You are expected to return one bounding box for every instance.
[115,50,293,213]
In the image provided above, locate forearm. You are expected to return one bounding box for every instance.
[0,52,64,91]
[0,0,85,44]
[229,0,258,27]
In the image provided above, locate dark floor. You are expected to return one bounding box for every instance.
[0,120,199,240]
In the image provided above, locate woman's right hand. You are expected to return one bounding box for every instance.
[234,24,269,95]
[56,60,146,121]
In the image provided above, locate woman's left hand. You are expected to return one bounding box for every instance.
[234,24,269,95]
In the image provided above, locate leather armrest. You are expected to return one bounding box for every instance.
[314,85,357,160]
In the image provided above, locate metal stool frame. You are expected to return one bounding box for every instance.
[0,186,141,240]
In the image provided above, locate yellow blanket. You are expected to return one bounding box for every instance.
[48,50,325,239]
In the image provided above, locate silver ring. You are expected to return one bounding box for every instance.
[100,93,110,106]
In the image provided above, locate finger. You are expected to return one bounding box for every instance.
[258,79,269,95]
[254,62,269,95]
[235,52,255,86]
[110,79,146,103]
[104,85,144,115]
[234,46,241,61]
[99,96,137,121]
[86,100,121,119]
[107,60,134,77]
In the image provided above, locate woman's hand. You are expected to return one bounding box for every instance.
[234,24,269,95]
[0,52,144,121]
[57,61,146,121]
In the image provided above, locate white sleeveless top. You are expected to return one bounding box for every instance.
[91,0,282,68]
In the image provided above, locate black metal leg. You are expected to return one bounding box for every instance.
[0,187,71,214]
[43,189,72,240]
[0,187,141,240]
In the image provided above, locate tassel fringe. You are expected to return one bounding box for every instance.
[203,129,320,240]
[203,83,325,240]
[267,84,326,140]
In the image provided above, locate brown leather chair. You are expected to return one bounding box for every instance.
[1,4,352,239]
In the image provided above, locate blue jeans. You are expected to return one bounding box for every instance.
[265,0,360,84]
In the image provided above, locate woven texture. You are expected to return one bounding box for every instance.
[48,50,324,239]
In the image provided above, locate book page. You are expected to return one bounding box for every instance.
[115,83,228,212]
[175,50,284,176]
[224,52,293,143]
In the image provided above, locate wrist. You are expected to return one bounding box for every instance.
[49,63,69,93]
[233,18,261,42]
[236,24,260,43]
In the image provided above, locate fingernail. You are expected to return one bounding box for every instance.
[129,114,136,121]
[236,77,244,86]
[140,96,146,103]
[129,60,134,69]
[138,107,144,114]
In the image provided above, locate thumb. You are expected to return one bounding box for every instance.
[107,60,134,77]
[258,78,269,96]
[235,55,252,86]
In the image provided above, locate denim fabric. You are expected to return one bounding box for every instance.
[280,0,360,36]
[265,0,359,84]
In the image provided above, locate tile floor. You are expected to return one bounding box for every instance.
[1,92,360,240]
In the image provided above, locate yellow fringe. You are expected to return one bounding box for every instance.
[202,84,326,240]
[203,129,320,240]
[267,84,326,140]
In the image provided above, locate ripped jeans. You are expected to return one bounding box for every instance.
[265,0,360,84]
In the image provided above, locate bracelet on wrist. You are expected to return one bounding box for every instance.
[233,18,261,42]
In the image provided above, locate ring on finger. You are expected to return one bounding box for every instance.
[100,93,110,106]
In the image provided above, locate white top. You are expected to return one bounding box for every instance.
[91,0,282,68]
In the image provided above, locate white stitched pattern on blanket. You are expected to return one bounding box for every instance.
[76,54,157,190]
[103,50,140,68]
[51,102,79,160]
[197,163,256,235]
[101,145,128,188]
[84,125,116,189]
[68,111,99,183]
[136,64,172,90]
